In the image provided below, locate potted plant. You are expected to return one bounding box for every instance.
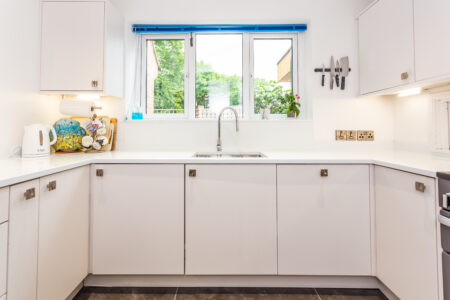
[285,91,301,118]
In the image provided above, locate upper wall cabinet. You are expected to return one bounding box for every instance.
[358,0,415,95]
[414,0,450,82]
[359,0,450,95]
[40,1,124,98]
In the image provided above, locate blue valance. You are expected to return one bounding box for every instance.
[132,24,307,33]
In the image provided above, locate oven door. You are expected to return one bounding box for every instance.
[440,213,450,300]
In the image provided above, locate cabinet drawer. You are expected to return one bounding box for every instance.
[0,187,8,224]
[0,223,7,297]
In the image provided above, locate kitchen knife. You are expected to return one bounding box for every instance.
[340,56,349,90]
[335,60,340,88]
[321,64,325,87]
[330,56,335,90]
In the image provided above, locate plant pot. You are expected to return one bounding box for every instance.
[287,112,297,118]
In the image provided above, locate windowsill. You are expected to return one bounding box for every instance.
[124,118,313,123]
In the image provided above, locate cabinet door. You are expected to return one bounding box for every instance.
[37,166,89,300]
[414,0,450,81]
[375,166,438,300]
[278,165,371,275]
[0,187,8,224]
[359,0,414,94]
[91,164,184,274]
[40,1,104,91]
[8,179,39,300]
[185,165,277,275]
[0,223,7,297]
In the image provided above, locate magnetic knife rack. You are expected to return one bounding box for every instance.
[314,67,352,72]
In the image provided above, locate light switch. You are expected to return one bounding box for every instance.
[347,130,357,141]
[335,130,347,141]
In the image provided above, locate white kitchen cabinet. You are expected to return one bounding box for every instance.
[414,0,450,82]
[0,223,7,298]
[37,166,89,300]
[358,0,414,94]
[8,179,39,300]
[91,164,184,274]
[185,164,277,275]
[40,1,124,97]
[375,166,439,300]
[0,187,8,224]
[277,165,371,275]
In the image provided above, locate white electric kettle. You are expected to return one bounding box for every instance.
[22,124,57,158]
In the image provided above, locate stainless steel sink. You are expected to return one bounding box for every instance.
[193,152,266,158]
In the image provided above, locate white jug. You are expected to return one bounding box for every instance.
[22,124,57,158]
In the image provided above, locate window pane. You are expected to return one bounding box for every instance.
[253,39,293,115]
[146,39,184,115]
[196,34,243,119]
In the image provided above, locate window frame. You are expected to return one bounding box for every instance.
[248,32,299,120]
[139,32,303,120]
[140,34,190,120]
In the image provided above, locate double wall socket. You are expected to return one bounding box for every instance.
[357,130,374,141]
[335,130,374,141]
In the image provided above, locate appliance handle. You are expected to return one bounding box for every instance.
[443,193,450,209]
[47,125,57,146]
[439,214,450,228]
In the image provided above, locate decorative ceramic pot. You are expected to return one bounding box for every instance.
[287,112,297,118]
[52,119,86,152]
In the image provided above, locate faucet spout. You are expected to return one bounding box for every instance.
[217,107,239,152]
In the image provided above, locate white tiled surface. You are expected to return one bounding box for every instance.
[0,151,450,188]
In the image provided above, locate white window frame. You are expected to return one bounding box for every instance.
[140,34,190,120]
[248,32,299,120]
[138,32,304,120]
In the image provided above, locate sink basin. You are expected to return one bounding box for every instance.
[193,152,266,158]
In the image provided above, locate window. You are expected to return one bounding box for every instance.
[139,32,301,120]
[251,35,297,118]
[142,35,188,119]
[196,34,243,119]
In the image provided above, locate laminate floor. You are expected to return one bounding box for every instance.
[73,287,388,300]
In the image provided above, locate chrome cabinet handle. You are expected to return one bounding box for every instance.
[189,169,196,177]
[47,180,56,191]
[320,169,328,177]
[91,80,98,88]
[401,72,409,80]
[24,188,36,200]
[96,169,104,177]
[415,182,425,193]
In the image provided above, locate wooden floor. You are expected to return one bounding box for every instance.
[73,287,388,300]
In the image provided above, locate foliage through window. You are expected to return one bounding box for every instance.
[141,33,300,120]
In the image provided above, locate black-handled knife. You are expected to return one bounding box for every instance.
[321,64,325,87]
[335,60,340,88]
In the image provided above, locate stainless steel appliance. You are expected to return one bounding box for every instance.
[437,172,450,299]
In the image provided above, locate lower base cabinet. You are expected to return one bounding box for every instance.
[91,164,185,274]
[375,166,439,300]
[277,165,371,275]
[185,164,277,275]
[37,166,90,300]
[0,223,7,297]
[8,179,39,300]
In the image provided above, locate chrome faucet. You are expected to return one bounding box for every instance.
[217,107,239,152]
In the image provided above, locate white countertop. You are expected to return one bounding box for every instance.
[1,150,450,188]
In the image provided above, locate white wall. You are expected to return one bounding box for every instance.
[392,94,434,152]
[0,0,61,156]
[102,0,395,152]
[0,0,396,154]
